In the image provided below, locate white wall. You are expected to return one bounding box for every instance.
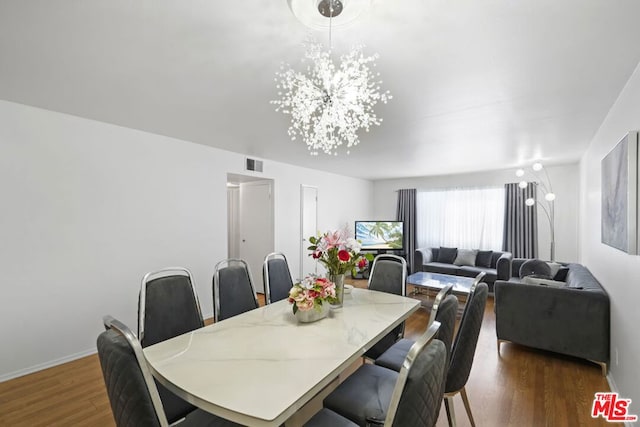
[0,100,373,381]
[580,61,640,408]
[372,164,580,262]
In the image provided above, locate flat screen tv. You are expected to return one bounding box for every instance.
[355,220,404,251]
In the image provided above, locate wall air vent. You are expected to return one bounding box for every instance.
[246,158,263,172]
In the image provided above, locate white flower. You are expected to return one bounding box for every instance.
[346,237,361,254]
[300,276,315,289]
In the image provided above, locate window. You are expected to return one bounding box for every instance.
[416,187,505,250]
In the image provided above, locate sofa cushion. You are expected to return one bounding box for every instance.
[519,259,552,279]
[522,276,566,287]
[475,250,493,267]
[459,266,497,283]
[454,249,478,266]
[423,262,462,276]
[565,264,604,291]
[437,247,458,264]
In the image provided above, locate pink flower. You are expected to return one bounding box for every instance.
[312,250,322,259]
[323,230,342,250]
[326,284,336,298]
[316,277,330,287]
[296,299,314,311]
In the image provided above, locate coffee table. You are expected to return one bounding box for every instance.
[407,272,485,311]
[407,271,478,295]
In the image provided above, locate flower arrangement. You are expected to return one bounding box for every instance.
[288,275,336,313]
[308,227,373,276]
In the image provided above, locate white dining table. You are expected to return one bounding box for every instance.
[143,288,420,427]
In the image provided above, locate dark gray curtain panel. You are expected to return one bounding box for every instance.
[502,183,538,258]
[396,188,417,273]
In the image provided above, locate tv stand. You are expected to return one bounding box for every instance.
[351,268,370,280]
[376,250,406,258]
[351,251,406,280]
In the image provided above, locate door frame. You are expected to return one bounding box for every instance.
[226,174,275,294]
[300,184,318,280]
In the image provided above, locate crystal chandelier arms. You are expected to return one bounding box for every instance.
[271,39,390,155]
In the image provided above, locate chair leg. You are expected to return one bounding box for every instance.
[460,387,476,427]
[444,396,456,427]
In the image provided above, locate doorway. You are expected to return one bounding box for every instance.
[227,174,274,294]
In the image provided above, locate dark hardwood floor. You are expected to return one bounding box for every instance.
[0,285,615,426]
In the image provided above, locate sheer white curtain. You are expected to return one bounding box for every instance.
[416,187,505,250]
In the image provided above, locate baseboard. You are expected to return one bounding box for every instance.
[608,371,618,393]
[606,372,636,427]
[0,348,96,383]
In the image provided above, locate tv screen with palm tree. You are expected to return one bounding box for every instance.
[355,221,404,251]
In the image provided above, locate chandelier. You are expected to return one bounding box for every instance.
[272,0,391,155]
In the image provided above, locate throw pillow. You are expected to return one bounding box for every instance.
[475,250,493,267]
[553,267,570,281]
[546,262,563,278]
[519,259,552,279]
[437,247,458,264]
[454,249,478,266]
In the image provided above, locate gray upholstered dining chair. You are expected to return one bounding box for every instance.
[263,252,294,304]
[363,254,408,359]
[137,267,206,423]
[97,316,240,427]
[213,258,259,322]
[303,409,358,427]
[375,284,458,372]
[138,267,204,348]
[443,282,488,427]
[369,274,488,427]
[317,321,447,427]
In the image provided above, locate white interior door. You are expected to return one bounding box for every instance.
[239,180,274,293]
[300,185,318,280]
[227,186,240,258]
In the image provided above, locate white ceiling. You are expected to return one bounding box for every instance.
[2,0,640,180]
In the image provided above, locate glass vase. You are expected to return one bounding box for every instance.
[329,273,345,308]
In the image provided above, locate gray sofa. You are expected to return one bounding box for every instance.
[414,247,512,292]
[494,263,610,374]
